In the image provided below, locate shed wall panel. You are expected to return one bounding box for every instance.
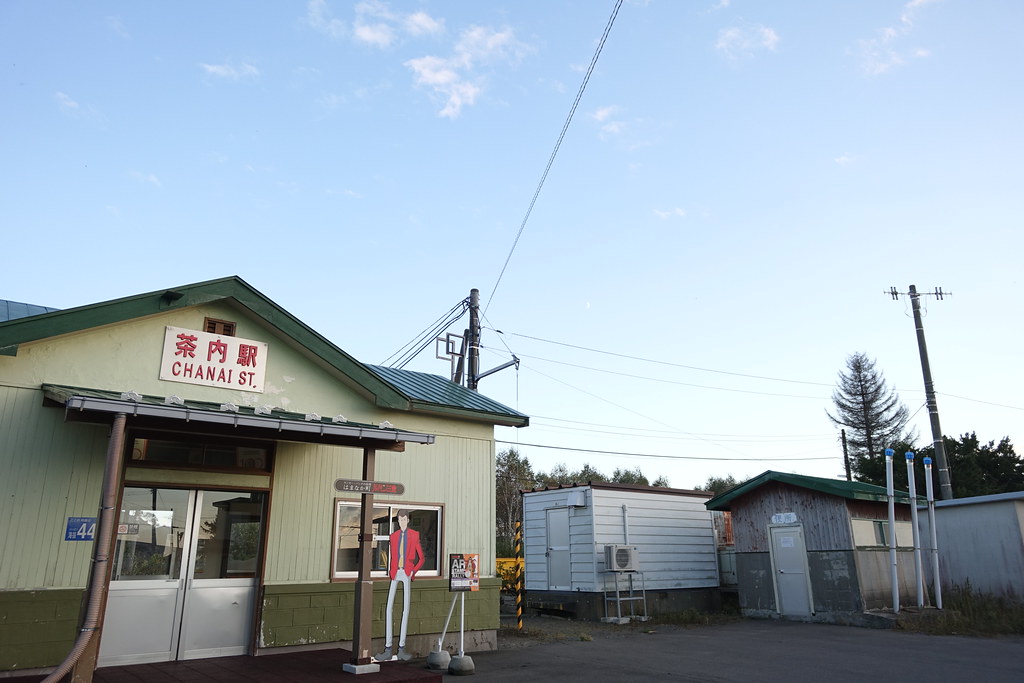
[921,500,1024,599]
[523,487,717,593]
[730,482,854,553]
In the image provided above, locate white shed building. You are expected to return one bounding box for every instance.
[521,482,720,619]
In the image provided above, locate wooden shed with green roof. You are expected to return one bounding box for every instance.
[705,470,923,622]
[0,276,527,679]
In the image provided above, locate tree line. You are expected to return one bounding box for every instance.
[495,449,670,556]
[828,351,1023,496]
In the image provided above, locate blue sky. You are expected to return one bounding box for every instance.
[3,1,1022,489]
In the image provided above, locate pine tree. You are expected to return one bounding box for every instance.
[827,352,914,485]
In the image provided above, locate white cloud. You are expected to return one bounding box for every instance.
[858,0,937,75]
[454,25,524,65]
[405,11,444,36]
[592,105,618,122]
[834,154,853,166]
[405,25,525,118]
[200,62,260,80]
[354,22,394,47]
[716,24,779,60]
[708,0,730,11]
[405,55,481,118]
[130,171,162,187]
[326,188,361,198]
[310,1,444,48]
[306,0,345,39]
[653,208,686,219]
[54,91,79,114]
[316,92,346,110]
[105,16,130,39]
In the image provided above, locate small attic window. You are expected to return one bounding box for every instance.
[204,317,236,336]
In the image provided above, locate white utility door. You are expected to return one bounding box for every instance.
[769,524,813,617]
[99,487,265,666]
[546,507,571,590]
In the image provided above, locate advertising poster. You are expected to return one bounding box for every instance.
[448,553,480,592]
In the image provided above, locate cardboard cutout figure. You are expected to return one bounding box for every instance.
[375,510,424,661]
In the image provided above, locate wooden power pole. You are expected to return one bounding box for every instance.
[888,285,954,500]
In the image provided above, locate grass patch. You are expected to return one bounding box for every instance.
[897,582,1024,636]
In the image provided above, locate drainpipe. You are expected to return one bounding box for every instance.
[45,412,128,683]
[620,505,630,544]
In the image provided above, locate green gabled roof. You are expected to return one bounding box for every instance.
[705,470,919,511]
[366,365,528,427]
[0,276,528,426]
[0,300,60,322]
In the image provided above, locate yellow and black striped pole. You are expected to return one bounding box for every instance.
[514,520,524,630]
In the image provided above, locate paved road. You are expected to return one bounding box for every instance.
[461,620,1024,682]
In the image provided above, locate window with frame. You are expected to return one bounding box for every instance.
[851,518,914,547]
[333,502,442,580]
[128,432,272,472]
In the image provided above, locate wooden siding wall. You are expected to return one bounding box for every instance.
[0,385,108,589]
[522,487,718,592]
[264,433,495,584]
[730,482,854,553]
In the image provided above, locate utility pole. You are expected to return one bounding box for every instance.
[841,429,851,482]
[468,289,481,391]
[888,285,954,500]
[442,288,518,392]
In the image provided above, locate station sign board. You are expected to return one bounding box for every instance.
[333,479,405,495]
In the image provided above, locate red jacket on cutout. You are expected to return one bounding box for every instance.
[387,528,425,581]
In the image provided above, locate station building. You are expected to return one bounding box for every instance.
[0,277,527,678]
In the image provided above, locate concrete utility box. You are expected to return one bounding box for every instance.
[521,482,719,620]
[706,471,923,623]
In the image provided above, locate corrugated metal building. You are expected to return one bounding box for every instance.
[706,471,923,622]
[920,491,1024,599]
[521,482,719,620]
[0,277,527,678]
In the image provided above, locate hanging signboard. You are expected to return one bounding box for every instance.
[158,326,268,393]
[449,553,480,592]
[333,479,405,495]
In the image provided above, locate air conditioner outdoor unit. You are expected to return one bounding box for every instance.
[604,544,640,572]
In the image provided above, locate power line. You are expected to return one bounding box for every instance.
[381,298,468,368]
[498,330,834,387]
[495,439,835,462]
[485,331,1021,412]
[485,0,624,316]
[529,414,834,439]
[526,421,835,444]
[937,392,1023,411]
[511,351,828,400]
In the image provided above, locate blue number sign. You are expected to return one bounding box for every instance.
[64,517,97,541]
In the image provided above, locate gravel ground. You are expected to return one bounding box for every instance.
[496,613,712,651]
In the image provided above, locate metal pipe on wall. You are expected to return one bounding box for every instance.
[621,504,630,545]
[906,451,924,607]
[46,412,128,683]
[885,448,899,614]
[923,456,943,609]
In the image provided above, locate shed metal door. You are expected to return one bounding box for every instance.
[546,507,571,590]
[769,525,813,617]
